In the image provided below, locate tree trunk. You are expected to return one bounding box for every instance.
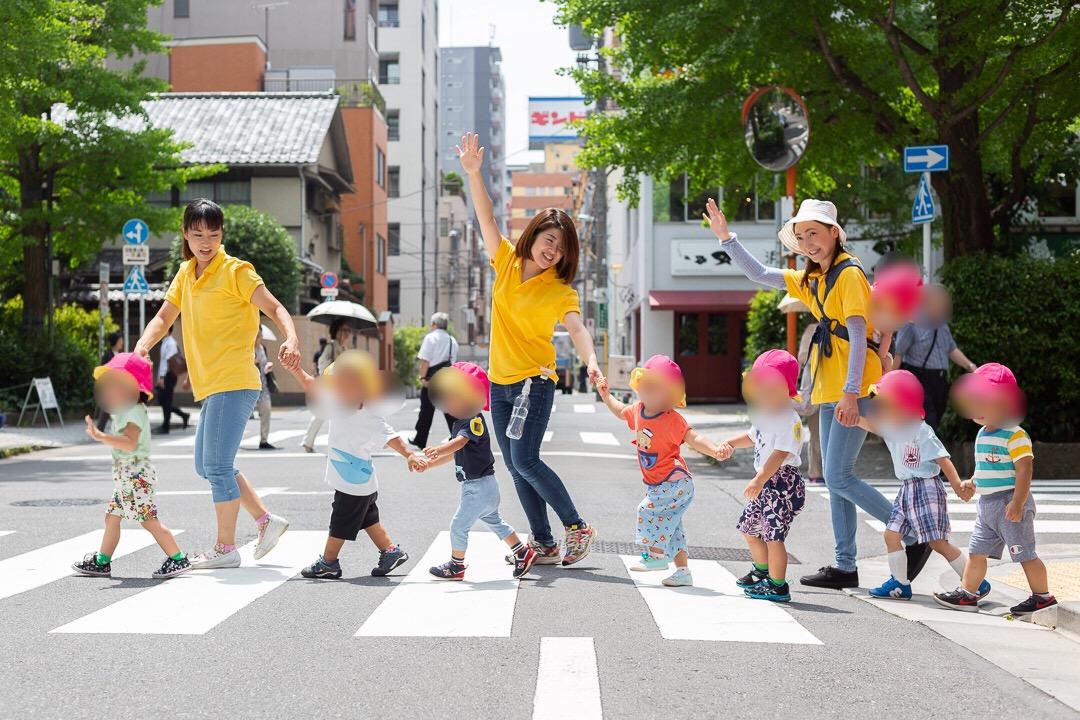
[19,147,49,331]
[934,116,995,261]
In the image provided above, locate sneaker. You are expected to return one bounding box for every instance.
[975,579,992,599]
[152,554,192,579]
[512,546,538,579]
[808,476,825,485]
[1010,593,1057,616]
[868,576,912,600]
[736,566,769,588]
[429,559,466,580]
[745,579,791,602]
[258,441,277,450]
[905,542,933,581]
[662,568,693,587]
[371,546,409,576]
[253,514,289,560]
[505,537,561,566]
[561,523,596,566]
[800,566,859,589]
[190,545,241,569]
[630,552,669,572]
[932,587,981,612]
[300,556,342,580]
[71,552,111,578]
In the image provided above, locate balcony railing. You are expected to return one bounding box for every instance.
[263,77,386,115]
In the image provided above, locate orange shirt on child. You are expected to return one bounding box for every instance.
[622,402,691,485]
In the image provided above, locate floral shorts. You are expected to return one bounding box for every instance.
[106,458,158,522]
[636,474,694,558]
[736,465,805,542]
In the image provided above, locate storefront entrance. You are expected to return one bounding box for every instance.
[674,311,744,402]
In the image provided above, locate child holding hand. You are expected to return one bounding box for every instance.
[417,362,538,580]
[722,350,807,603]
[598,354,726,588]
[72,353,191,580]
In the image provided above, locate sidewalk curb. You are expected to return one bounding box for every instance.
[1032,602,1080,634]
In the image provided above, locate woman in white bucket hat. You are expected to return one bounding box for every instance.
[704,197,931,591]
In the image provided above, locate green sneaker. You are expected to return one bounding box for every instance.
[630,552,669,572]
[662,568,693,586]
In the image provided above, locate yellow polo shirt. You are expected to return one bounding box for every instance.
[489,238,580,385]
[164,247,264,401]
[783,252,882,404]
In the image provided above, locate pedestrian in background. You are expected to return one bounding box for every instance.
[408,311,458,448]
[154,325,190,434]
[254,338,275,450]
[313,337,327,373]
[891,284,977,430]
[302,318,351,453]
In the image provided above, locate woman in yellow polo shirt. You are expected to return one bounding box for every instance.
[458,132,601,566]
[705,198,929,590]
[134,199,302,569]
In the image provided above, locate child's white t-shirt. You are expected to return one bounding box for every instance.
[313,394,396,496]
[749,407,804,473]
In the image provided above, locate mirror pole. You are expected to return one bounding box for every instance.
[785,166,798,356]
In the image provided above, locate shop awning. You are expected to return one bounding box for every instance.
[648,290,757,311]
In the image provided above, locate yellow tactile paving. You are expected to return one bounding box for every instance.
[991,560,1080,601]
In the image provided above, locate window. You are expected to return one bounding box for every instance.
[174,0,189,18]
[386,110,399,141]
[146,190,173,208]
[343,0,356,40]
[375,147,386,188]
[376,234,385,274]
[377,3,399,27]
[179,179,250,206]
[388,280,401,313]
[439,217,449,236]
[677,314,699,356]
[707,314,727,355]
[388,166,400,198]
[379,56,400,85]
[388,223,400,255]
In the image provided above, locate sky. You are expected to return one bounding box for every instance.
[438,0,582,165]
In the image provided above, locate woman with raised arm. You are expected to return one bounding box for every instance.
[457,132,600,566]
[704,198,931,589]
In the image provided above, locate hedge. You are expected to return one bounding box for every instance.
[393,326,427,389]
[742,288,811,368]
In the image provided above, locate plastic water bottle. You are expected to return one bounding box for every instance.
[505,378,532,440]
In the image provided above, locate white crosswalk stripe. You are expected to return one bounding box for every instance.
[620,557,821,644]
[579,431,619,446]
[52,531,325,635]
[573,404,596,414]
[543,431,553,443]
[240,429,306,446]
[0,529,179,601]
[533,637,602,720]
[156,486,289,497]
[356,531,520,637]
[0,531,15,538]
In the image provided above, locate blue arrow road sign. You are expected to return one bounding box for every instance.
[912,173,935,224]
[123,266,149,294]
[122,218,148,245]
[903,145,949,173]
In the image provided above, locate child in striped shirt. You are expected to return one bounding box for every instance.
[933,363,1056,616]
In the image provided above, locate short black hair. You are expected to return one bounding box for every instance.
[181,199,224,260]
[107,331,123,346]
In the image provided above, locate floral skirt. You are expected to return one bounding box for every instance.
[106,458,158,522]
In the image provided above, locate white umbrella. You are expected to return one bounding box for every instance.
[260,324,277,341]
[306,300,378,331]
[777,293,810,314]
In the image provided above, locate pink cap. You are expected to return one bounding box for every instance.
[746,349,800,399]
[451,361,490,411]
[93,352,154,400]
[630,354,686,408]
[869,369,925,418]
[955,362,1020,400]
[872,263,923,318]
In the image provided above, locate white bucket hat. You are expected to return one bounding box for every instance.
[778,199,848,255]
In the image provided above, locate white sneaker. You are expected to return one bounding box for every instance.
[662,568,693,587]
[254,514,289,560]
[191,545,241,569]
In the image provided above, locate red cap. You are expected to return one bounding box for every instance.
[872,263,924,318]
[450,361,490,411]
[93,352,154,400]
[869,369,925,418]
[745,349,800,398]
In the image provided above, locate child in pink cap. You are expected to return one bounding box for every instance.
[719,349,807,602]
[72,353,192,580]
[597,355,727,587]
[934,363,1056,616]
[854,369,976,601]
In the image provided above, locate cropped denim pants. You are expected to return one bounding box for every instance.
[193,389,259,503]
[450,474,515,551]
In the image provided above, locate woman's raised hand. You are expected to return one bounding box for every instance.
[455,132,485,174]
[703,198,730,241]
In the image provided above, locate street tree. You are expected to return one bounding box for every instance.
[556,0,1080,259]
[0,0,210,330]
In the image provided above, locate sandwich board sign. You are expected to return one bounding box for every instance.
[17,377,63,428]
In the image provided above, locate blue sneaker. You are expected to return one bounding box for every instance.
[976,579,992,599]
[744,578,791,602]
[868,576,912,600]
[300,556,342,580]
[630,552,669,572]
[371,546,409,577]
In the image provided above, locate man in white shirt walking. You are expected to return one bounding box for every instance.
[155,325,191,434]
[408,312,458,448]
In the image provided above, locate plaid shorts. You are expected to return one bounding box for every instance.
[736,465,805,542]
[886,475,950,543]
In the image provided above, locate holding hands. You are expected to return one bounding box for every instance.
[703,198,731,241]
[715,441,734,461]
[957,480,976,502]
[277,336,301,372]
[407,452,429,473]
[456,132,485,174]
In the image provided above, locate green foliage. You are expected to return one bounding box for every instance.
[393,326,427,389]
[441,171,465,197]
[0,297,118,413]
[0,0,217,326]
[940,252,1080,442]
[743,289,810,368]
[166,205,301,310]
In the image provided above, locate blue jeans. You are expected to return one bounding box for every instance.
[818,397,909,571]
[194,389,259,503]
[450,475,515,551]
[490,377,584,545]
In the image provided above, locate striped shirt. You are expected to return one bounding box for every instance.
[973,426,1033,494]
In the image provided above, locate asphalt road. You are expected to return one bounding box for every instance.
[0,394,1075,720]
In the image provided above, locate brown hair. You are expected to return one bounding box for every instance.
[797,221,844,289]
[514,208,580,284]
[180,198,224,260]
